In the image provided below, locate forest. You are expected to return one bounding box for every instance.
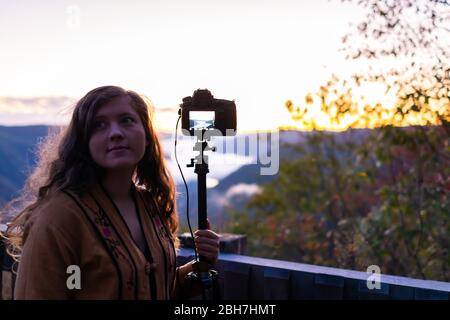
[225,0,450,281]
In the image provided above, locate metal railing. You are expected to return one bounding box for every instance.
[1,224,449,300]
[177,248,450,300]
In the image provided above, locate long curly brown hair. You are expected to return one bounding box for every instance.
[2,85,179,260]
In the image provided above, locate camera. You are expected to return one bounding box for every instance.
[179,89,236,136]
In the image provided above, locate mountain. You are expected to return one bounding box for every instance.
[0,125,372,229]
[0,125,52,204]
[175,128,375,230]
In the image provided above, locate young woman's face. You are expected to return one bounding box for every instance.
[88,96,147,172]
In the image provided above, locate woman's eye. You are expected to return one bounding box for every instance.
[93,121,106,129]
[122,116,135,124]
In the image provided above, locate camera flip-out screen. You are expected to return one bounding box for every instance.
[189,111,215,131]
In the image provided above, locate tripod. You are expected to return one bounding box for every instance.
[182,130,221,300]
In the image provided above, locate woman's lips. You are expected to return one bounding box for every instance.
[108,146,128,152]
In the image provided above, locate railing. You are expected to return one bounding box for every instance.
[1,225,449,300]
[177,248,450,300]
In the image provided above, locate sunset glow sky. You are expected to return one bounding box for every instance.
[0,0,375,131]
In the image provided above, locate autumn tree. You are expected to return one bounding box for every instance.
[225,0,449,280]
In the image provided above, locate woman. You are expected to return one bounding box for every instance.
[3,85,219,299]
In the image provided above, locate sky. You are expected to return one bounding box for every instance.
[0,0,366,131]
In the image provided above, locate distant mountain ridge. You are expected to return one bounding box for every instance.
[0,125,51,204]
[0,125,372,228]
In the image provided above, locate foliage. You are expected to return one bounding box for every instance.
[225,0,450,281]
[226,126,449,280]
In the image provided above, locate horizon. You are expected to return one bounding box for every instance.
[0,0,369,131]
[1,1,446,132]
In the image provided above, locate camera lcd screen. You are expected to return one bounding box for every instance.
[189,111,215,130]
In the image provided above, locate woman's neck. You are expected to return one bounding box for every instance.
[101,169,134,201]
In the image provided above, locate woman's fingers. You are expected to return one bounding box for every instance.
[196,245,218,262]
[194,229,219,240]
[196,244,218,256]
[194,233,220,249]
[195,239,219,250]
[193,226,220,264]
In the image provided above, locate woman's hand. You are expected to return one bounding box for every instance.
[194,220,220,264]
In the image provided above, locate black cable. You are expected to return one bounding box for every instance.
[174,115,198,262]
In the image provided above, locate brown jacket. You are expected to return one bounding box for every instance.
[14,183,182,300]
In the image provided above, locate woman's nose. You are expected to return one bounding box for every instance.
[108,122,124,140]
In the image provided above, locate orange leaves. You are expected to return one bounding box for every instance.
[305,94,314,105]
